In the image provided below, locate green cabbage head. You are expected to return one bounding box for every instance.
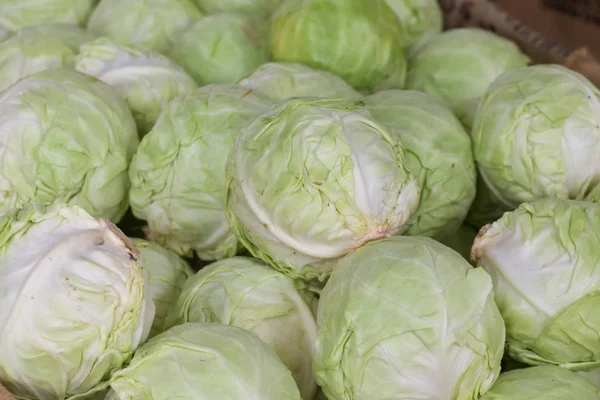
[132,238,194,338]
[169,14,270,86]
[314,236,505,400]
[472,65,600,208]
[166,256,318,400]
[87,0,204,53]
[107,323,302,400]
[226,98,420,281]
[269,0,407,91]
[129,84,273,260]
[472,198,600,370]
[385,0,442,53]
[406,28,530,128]
[0,204,154,400]
[0,24,95,92]
[238,62,362,103]
[481,365,600,400]
[364,90,476,239]
[191,0,282,16]
[75,37,197,135]
[0,69,139,222]
[0,0,97,30]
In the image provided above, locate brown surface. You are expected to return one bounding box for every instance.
[0,384,14,400]
[438,0,600,87]
[494,0,600,60]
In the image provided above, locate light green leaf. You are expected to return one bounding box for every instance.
[269,0,407,91]
[238,62,362,103]
[384,0,442,54]
[481,365,600,399]
[87,0,204,53]
[314,236,505,400]
[132,238,194,338]
[108,323,302,400]
[192,0,282,16]
[0,24,95,92]
[169,13,270,86]
[75,36,197,135]
[0,69,139,222]
[365,90,476,239]
[0,0,96,30]
[406,28,530,128]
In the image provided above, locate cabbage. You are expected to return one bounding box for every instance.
[0,0,96,30]
[238,62,362,102]
[472,198,600,370]
[481,366,600,399]
[87,0,204,53]
[406,28,530,128]
[75,37,197,135]
[132,239,194,337]
[129,84,273,260]
[169,14,269,86]
[166,256,317,399]
[384,0,442,53]
[0,69,139,222]
[0,204,154,399]
[314,236,505,399]
[192,0,282,16]
[107,323,302,400]
[472,65,600,208]
[0,24,95,92]
[269,0,407,91]
[226,98,420,280]
[364,90,476,239]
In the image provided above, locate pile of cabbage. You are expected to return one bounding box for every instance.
[1,0,600,399]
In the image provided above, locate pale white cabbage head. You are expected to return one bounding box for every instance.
[107,323,302,400]
[314,236,505,400]
[75,37,197,135]
[226,98,420,281]
[0,24,95,92]
[0,204,154,400]
[166,256,318,400]
[472,198,600,370]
